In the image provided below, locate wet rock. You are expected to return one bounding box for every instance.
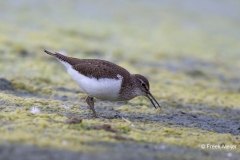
[19,49,29,57]
[0,78,13,90]
[93,124,118,133]
[110,134,134,141]
[53,95,69,101]
[186,70,207,78]
[65,117,82,124]
[55,87,81,94]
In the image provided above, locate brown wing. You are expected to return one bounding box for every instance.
[72,59,130,80]
[44,50,130,80]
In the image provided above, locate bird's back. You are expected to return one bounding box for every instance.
[45,50,131,80]
[72,58,130,80]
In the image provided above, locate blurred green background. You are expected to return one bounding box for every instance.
[0,0,240,159]
[1,0,240,90]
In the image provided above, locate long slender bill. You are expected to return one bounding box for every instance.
[146,92,161,108]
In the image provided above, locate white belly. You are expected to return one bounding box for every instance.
[67,67,122,100]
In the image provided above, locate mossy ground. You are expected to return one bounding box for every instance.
[0,0,240,159]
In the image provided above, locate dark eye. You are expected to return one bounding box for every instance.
[141,83,146,87]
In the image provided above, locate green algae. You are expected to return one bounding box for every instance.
[0,0,240,158]
[0,91,240,152]
[0,107,239,153]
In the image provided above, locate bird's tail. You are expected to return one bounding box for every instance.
[44,49,56,56]
[44,49,74,69]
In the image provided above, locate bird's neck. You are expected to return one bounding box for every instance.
[118,74,141,101]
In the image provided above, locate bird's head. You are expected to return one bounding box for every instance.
[133,74,161,108]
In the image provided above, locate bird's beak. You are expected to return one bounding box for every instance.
[146,92,161,108]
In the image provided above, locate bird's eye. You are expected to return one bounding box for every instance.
[141,83,146,87]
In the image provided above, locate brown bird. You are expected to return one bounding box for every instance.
[44,50,161,117]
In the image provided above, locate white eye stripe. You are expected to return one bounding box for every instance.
[138,78,149,90]
[138,78,144,83]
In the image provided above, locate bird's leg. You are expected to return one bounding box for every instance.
[86,96,97,117]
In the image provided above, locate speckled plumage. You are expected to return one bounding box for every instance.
[44,50,161,117]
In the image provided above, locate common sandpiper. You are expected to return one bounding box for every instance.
[44,50,161,117]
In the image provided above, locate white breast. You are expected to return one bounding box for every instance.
[64,64,122,100]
